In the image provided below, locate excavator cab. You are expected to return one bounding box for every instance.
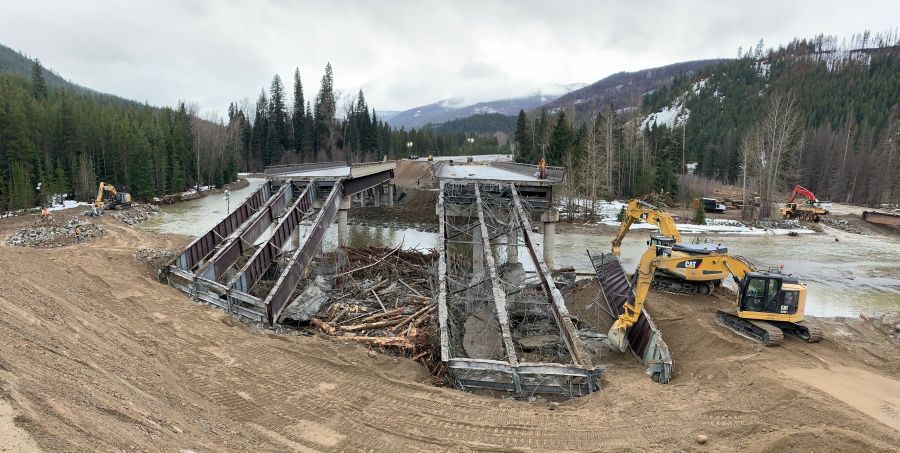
[648,235,675,256]
[737,272,804,320]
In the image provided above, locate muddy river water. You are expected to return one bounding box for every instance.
[141,179,900,318]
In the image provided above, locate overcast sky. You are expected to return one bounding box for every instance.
[2,1,897,117]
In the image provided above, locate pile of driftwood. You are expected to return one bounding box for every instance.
[312,245,440,367]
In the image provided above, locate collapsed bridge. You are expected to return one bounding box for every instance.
[165,160,396,325]
[164,158,671,398]
[434,161,603,397]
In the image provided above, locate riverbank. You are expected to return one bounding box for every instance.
[0,212,897,451]
[157,178,251,204]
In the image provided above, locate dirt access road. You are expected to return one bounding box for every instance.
[0,210,898,452]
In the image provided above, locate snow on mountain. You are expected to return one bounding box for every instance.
[641,79,709,129]
[386,84,585,129]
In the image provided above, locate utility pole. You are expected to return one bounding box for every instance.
[682,123,686,175]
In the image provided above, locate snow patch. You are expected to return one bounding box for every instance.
[641,78,709,130]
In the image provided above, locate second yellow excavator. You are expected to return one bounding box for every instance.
[94,182,132,211]
[605,244,822,351]
[611,199,733,294]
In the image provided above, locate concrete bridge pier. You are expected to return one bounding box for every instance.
[336,196,351,265]
[338,196,351,247]
[388,183,395,207]
[541,208,558,270]
[507,230,518,264]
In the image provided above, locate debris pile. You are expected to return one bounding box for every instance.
[640,191,676,208]
[6,218,105,247]
[135,247,177,268]
[299,246,441,374]
[113,203,160,225]
[822,218,866,234]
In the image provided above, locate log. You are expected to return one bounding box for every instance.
[351,306,406,324]
[341,317,406,332]
[311,318,337,335]
[347,336,414,348]
[371,289,387,313]
[398,279,426,298]
[391,305,434,334]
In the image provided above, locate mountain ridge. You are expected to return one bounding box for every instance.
[386,83,586,129]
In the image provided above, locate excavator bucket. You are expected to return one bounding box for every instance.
[606,322,629,353]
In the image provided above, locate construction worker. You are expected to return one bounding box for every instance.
[74,226,82,244]
[40,206,51,224]
[538,155,547,179]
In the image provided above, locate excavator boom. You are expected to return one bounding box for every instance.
[787,184,819,203]
[611,200,682,256]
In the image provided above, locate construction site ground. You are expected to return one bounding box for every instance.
[0,208,898,452]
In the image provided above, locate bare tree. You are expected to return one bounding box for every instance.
[747,92,803,218]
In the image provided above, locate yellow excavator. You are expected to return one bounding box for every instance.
[612,199,732,294]
[607,244,822,351]
[94,182,132,211]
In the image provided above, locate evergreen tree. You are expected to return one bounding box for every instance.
[548,111,572,165]
[252,89,269,168]
[302,102,314,157]
[292,68,305,156]
[31,60,47,100]
[268,74,289,164]
[314,63,336,156]
[513,109,533,163]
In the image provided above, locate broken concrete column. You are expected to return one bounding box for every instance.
[338,196,351,247]
[541,208,559,270]
[472,224,484,276]
[388,183,395,207]
[507,229,518,264]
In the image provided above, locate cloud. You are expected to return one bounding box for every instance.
[1,0,897,114]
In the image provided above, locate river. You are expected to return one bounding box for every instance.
[140,178,900,318]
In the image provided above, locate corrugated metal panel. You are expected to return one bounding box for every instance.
[589,252,674,383]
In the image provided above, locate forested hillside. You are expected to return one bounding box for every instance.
[513,31,900,212]
[536,59,725,122]
[0,68,237,212]
[641,32,900,206]
[0,43,91,94]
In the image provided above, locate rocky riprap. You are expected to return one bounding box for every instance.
[6,218,105,247]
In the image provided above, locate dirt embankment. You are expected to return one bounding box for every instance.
[392,160,436,189]
[349,188,438,230]
[0,212,898,451]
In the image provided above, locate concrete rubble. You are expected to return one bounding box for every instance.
[113,204,160,225]
[6,218,105,247]
[279,275,332,323]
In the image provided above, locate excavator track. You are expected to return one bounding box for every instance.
[771,322,823,343]
[715,310,784,346]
